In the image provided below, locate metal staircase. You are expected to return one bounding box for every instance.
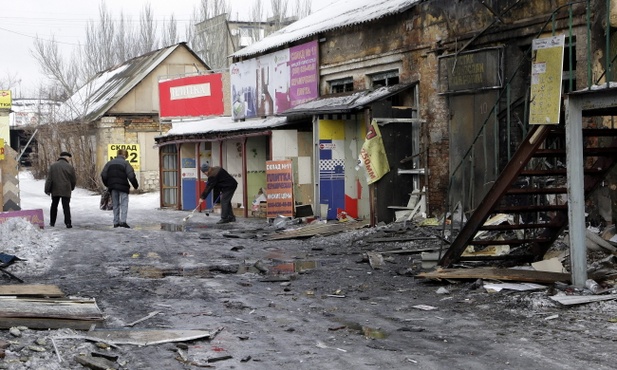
[439,124,617,267]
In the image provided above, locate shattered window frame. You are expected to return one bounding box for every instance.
[328,77,354,94]
[370,70,399,88]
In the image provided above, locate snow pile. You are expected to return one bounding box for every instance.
[0,217,56,275]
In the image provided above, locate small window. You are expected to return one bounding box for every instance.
[329,78,354,94]
[370,70,399,88]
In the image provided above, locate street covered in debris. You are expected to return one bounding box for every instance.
[0,172,613,369]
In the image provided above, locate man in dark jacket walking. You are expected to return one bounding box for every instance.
[198,163,238,224]
[44,151,76,228]
[101,149,139,228]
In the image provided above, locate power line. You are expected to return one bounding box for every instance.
[0,26,82,46]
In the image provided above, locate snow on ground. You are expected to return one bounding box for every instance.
[2,170,161,276]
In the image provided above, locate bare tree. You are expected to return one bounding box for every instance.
[0,72,22,93]
[83,2,116,78]
[32,0,176,97]
[270,0,289,24]
[248,0,266,45]
[191,0,231,71]
[29,0,178,189]
[114,11,138,63]
[162,14,179,47]
[32,36,80,100]
[294,0,312,19]
[137,3,159,55]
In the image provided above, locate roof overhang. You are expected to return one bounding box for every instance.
[279,83,416,117]
[154,116,291,146]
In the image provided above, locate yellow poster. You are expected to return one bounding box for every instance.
[0,90,11,110]
[0,138,5,160]
[529,35,565,125]
[360,120,390,184]
[107,144,140,171]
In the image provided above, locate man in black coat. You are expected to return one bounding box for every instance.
[101,149,139,228]
[44,151,76,228]
[198,163,238,224]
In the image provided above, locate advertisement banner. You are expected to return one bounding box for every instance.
[159,74,224,119]
[0,138,4,160]
[0,90,11,110]
[359,120,390,184]
[107,144,140,171]
[266,160,294,218]
[230,40,319,120]
[529,35,565,125]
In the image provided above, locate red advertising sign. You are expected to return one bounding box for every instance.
[159,74,224,118]
[266,160,294,218]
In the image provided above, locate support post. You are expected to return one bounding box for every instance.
[565,95,587,288]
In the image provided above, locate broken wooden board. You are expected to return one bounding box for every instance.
[550,294,617,306]
[0,284,64,298]
[268,220,369,240]
[379,246,443,255]
[86,329,218,346]
[366,236,438,243]
[0,297,104,330]
[416,267,571,284]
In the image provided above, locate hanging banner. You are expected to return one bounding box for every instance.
[266,160,294,218]
[359,120,390,184]
[230,40,319,120]
[529,35,565,125]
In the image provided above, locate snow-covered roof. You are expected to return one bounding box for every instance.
[155,116,289,143]
[57,43,200,123]
[9,98,61,127]
[281,83,415,116]
[232,0,420,58]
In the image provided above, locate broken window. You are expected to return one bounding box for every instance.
[328,77,354,93]
[370,70,399,88]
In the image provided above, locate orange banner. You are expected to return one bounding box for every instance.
[266,160,294,218]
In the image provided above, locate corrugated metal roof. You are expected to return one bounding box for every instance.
[232,0,421,58]
[58,43,202,123]
[280,83,415,116]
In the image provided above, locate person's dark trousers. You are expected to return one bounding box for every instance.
[50,196,71,226]
[220,187,237,221]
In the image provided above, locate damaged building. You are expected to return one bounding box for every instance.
[154,0,617,281]
[222,0,616,226]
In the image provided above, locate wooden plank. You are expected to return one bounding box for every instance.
[0,284,65,297]
[268,221,369,240]
[550,294,617,306]
[416,267,571,284]
[366,236,438,243]
[0,297,104,329]
[379,246,443,254]
[0,317,102,330]
[85,329,219,346]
